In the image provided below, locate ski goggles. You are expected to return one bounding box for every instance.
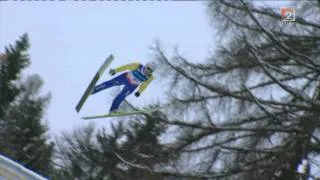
[146,66,153,73]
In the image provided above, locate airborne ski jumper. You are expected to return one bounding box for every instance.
[91,62,156,114]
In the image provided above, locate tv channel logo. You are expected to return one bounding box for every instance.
[280,7,295,22]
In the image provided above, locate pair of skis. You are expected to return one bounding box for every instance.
[75,54,149,120]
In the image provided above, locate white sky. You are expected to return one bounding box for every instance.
[0,2,215,135]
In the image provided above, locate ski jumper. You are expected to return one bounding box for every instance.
[91,62,154,112]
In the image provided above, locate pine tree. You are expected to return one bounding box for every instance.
[56,116,172,180]
[120,116,171,180]
[0,34,54,177]
[0,33,30,118]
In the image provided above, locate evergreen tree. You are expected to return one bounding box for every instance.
[0,34,30,119]
[55,115,172,180]
[0,34,54,177]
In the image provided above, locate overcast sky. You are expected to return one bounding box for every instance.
[0,2,216,136]
[0,1,295,135]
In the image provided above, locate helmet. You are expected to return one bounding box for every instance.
[145,61,157,72]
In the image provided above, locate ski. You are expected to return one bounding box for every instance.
[82,111,143,120]
[82,109,153,120]
[75,54,114,113]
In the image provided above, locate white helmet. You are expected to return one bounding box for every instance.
[145,61,157,72]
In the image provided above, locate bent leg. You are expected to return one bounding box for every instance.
[109,84,137,113]
[91,73,127,94]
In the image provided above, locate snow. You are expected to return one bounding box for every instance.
[0,154,48,180]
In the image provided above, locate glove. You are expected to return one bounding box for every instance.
[109,69,116,76]
[134,92,140,97]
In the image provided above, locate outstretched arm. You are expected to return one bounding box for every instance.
[136,75,154,95]
[114,62,140,73]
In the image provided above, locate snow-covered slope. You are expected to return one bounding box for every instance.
[0,154,48,180]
